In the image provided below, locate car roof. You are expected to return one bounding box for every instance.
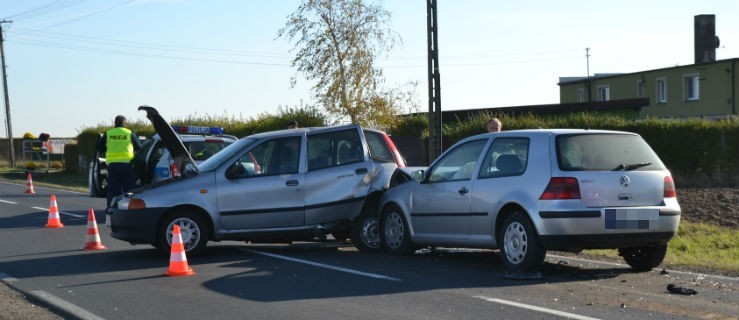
[465,128,638,140]
[244,124,364,139]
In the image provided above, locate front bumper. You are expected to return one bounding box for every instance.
[108,207,169,245]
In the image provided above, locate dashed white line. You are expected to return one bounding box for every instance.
[0,199,18,204]
[474,295,601,320]
[31,207,85,218]
[243,248,402,281]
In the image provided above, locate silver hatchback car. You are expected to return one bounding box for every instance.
[378,129,680,272]
[107,107,406,255]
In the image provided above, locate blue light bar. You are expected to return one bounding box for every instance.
[171,125,224,135]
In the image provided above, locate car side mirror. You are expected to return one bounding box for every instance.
[225,163,246,180]
[411,170,425,182]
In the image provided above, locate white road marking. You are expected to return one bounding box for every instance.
[31,207,85,218]
[547,253,739,282]
[474,295,601,320]
[0,180,86,195]
[243,248,401,282]
[0,272,19,282]
[29,290,106,320]
[0,199,18,204]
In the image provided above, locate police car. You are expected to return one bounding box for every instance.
[88,125,237,197]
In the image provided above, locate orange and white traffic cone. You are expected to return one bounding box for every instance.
[44,194,64,228]
[24,173,35,194]
[82,209,107,250]
[164,225,195,276]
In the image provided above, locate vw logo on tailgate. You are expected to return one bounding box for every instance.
[620,175,631,188]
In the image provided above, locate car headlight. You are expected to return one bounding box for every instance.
[117,197,147,210]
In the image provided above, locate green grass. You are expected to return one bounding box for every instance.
[584,223,739,273]
[0,166,736,275]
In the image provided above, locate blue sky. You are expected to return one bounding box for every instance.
[1,0,738,137]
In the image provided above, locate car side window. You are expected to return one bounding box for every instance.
[427,139,486,182]
[308,129,363,171]
[478,137,529,179]
[230,137,300,178]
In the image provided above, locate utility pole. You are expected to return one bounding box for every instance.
[0,20,15,168]
[426,0,442,162]
[585,47,592,103]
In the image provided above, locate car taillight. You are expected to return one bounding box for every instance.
[128,198,147,210]
[382,134,406,168]
[540,177,580,200]
[664,176,677,198]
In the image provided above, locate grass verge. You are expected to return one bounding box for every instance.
[584,223,739,274]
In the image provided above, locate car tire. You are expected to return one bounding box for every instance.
[619,244,668,271]
[157,210,209,256]
[88,160,107,198]
[350,214,382,252]
[380,205,414,255]
[499,211,546,272]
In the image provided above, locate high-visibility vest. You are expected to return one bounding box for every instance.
[105,127,134,164]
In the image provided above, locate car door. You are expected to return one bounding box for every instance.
[410,139,488,240]
[303,127,372,225]
[217,135,305,230]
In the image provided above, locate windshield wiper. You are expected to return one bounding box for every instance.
[613,162,652,171]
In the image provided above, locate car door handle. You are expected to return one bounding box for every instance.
[458,187,469,195]
[286,180,299,187]
[355,168,368,174]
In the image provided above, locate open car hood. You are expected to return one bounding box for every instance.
[138,105,198,177]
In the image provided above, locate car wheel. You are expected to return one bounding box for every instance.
[88,160,107,197]
[350,214,382,252]
[619,244,668,271]
[157,210,209,256]
[380,205,414,255]
[499,211,545,271]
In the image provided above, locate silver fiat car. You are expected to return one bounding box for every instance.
[378,129,681,272]
[107,106,406,255]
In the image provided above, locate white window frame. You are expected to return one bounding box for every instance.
[596,85,610,101]
[683,74,700,101]
[636,80,646,98]
[576,88,585,102]
[656,78,667,103]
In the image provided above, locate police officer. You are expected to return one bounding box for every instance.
[97,115,142,211]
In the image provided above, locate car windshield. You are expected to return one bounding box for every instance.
[556,133,666,171]
[187,140,233,161]
[197,137,256,172]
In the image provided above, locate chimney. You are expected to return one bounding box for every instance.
[694,14,720,64]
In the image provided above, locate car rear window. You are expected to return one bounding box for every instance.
[364,130,395,163]
[556,133,666,171]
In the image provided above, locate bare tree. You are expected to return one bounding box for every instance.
[278,0,408,128]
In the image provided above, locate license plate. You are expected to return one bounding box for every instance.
[605,208,659,229]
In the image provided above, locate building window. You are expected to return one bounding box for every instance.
[597,85,610,101]
[656,78,667,103]
[683,74,700,101]
[577,88,585,102]
[636,80,646,98]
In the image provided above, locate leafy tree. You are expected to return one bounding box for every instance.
[278,0,411,129]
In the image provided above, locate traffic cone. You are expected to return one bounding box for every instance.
[164,225,195,276]
[44,194,64,228]
[82,209,107,250]
[24,173,35,194]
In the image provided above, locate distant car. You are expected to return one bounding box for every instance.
[107,106,406,255]
[378,129,681,272]
[88,125,237,197]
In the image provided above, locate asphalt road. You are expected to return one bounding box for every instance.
[1,180,737,320]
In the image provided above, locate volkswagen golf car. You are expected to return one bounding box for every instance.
[107,106,406,255]
[378,129,680,272]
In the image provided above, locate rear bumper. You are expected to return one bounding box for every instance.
[108,207,168,245]
[540,231,676,250]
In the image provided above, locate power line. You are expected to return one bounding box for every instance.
[3,0,86,21]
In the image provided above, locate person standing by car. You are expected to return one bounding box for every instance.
[288,120,299,129]
[97,115,142,211]
[486,118,502,132]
